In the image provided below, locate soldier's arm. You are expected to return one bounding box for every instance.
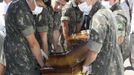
[76,12,83,33]
[61,20,73,48]
[16,8,45,68]
[0,64,4,75]
[35,8,49,54]
[61,7,70,40]
[76,23,81,33]
[26,33,45,68]
[115,11,127,45]
[39,32,48,54]
[83,14,107,66]
[61,20,70,40]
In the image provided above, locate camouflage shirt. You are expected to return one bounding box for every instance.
[0,33,6,66]
[34,8,49,45]
[35,8,49,32]
[47,6,62,46]
[47,6,62,32]
[111,3,130,61]
[4,0,40,75]
[111,3,127,40]
[120,2,132,60]
[61,0,83,35]
[86,2,124,75]
[120,2,131,35]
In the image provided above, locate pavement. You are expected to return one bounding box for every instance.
[124,58,134,75]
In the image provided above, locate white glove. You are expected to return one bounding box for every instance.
[82,65,92,75]
[41,49,48,60]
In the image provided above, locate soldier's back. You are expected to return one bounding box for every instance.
[91,8,124,75]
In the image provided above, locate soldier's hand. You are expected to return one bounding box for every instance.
[117,35,124,45]
[64,40,72,49]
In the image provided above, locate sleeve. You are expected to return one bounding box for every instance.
[76,10,83,23]
[61,7,70,21]
[114,11,127,37]
[16,8,35,37]
[86,14,107,53]
[35,8,49,32]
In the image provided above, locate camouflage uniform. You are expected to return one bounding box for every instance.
[61,0,83,35]
[0,33,6,66]
[4,0,40,75]
[35,8,49,33]
[47,6,62,32]
[47,6,62,50]
[121,5,131,61]
[86,2,124,75]
[34,8,49,45]
[60,0,83,49]
[111,3,130,61]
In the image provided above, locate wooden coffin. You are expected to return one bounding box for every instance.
[41,45,88,75]
[41,33,89,75]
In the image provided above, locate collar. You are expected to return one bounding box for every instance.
[110,3,122,11]
[89,1,104,17]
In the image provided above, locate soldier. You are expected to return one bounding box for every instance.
[47,0,69,52]
[78,0,124,75]
[120,0,134,70]
[34,1,49,58]
[0,0,11,74]
[4,0,46,74]
[102,0,128,61]
[110,0,128,62]
[119,0,132,62]
[61,0,83,48]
